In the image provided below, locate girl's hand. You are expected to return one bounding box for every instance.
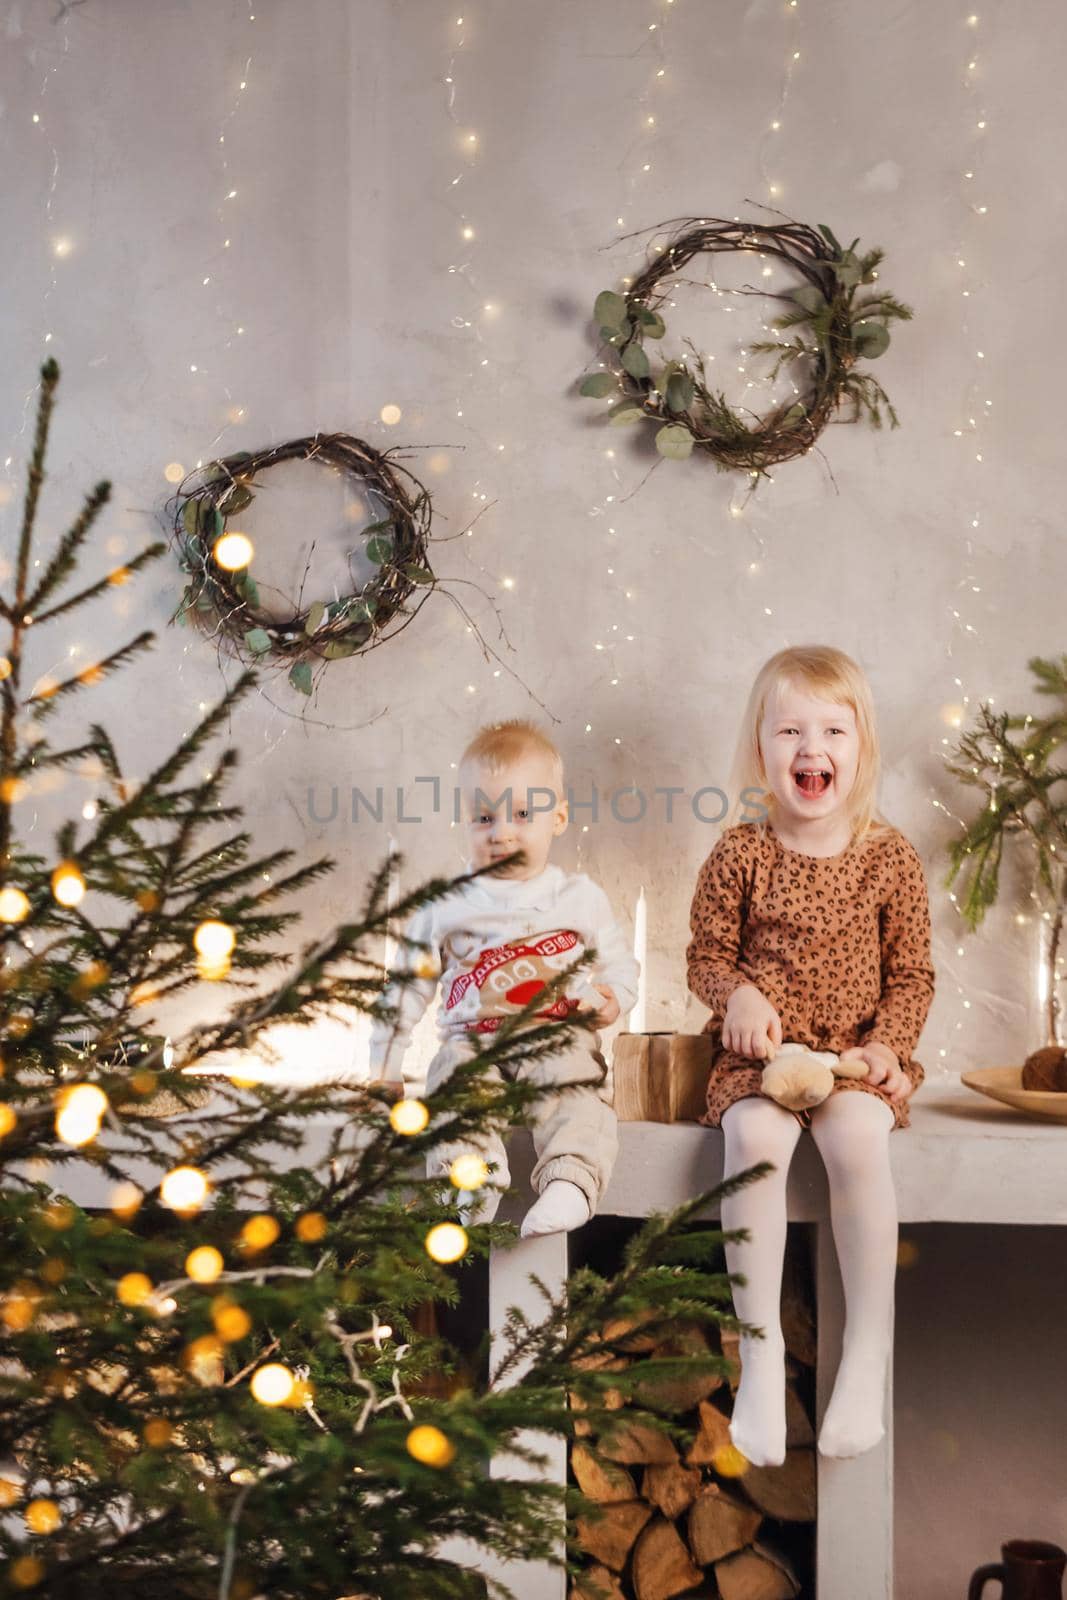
[582,984,621,1028]
[723,984,783,1061]
[839,1042,911,1103]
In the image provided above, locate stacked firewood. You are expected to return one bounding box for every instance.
[570,1256,816,1600]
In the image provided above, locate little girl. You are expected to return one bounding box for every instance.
[686,645,935,1465]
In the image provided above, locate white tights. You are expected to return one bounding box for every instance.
[720,1091,897,1464]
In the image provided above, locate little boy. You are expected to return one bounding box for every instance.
[369,720,639,1237]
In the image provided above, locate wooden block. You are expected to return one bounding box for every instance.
[686,1399,734,1465]
[642,1461,702,1520]
[599,1418,679,1466]
[612,1033,713,1123]
[571,1565,627,1600]
[575,1501,652,1571]
[740,1449,816,1523]
[571,1444,636,1504]
[631,1517,705,1600]
[688,1486,762,1565]
[714,1543,800,1600]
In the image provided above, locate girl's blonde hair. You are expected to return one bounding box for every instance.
[724,645,892,846]
[460,720,564,792]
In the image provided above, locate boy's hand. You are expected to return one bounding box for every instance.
[838,1042,911,1103]
[581,985,621,1028]
[722,983,782,1061]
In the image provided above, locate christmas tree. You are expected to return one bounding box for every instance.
[945,655,1067,1046]
[0,364,754,1599]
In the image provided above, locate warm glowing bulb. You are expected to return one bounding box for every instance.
[379,404,402,426]
[52,237,72,259]
[239,1214,280,1252]
[11,1555,45,1589]
[55,1083,108,1146]
[461,225,475,240]
[407,1425,456,1467]
[160,1165,210,1214]
[295,1212,327,1242]
[390,1099,429,1135]
[0,886,30,923]
[213,532,254,571]
[51,861,85,907]
[250,1363,295,1406]
[449,1154,489,1190]
[143,1418,173,1447]
[25,1499,61,1535]
[117,1272,154,1307]
[193,919,236,961]
[0,657,12,680]
[213,1300,252,1341]
[110,1181,144,1220]
[164,462,185,484]
[185,1245,224,1283]
[0,1106,16,1139]
[425,1222,468,1263]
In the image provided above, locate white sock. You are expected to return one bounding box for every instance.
[810,1092,897,1459]
[520,1179,591,1237]
[720,1098,803,1467]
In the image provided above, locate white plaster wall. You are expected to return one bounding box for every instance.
[2,0,1065,1586]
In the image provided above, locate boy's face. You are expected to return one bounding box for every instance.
[759,683,860,830]
[461,753,568,879]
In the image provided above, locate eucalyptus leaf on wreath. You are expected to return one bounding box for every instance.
[288,660,313,696]
[168,432,436,685]
[578,216,912,477]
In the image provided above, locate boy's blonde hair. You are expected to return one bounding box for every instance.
[725,645,891,845]
[460,720,564,793]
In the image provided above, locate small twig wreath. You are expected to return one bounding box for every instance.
[168,433,434,694]
[580,215,913,478]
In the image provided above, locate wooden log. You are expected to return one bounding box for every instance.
[601,1312,661,1353]
[686,1399,733,1465]
[599,1418,679,1466]
[571,1564,627,1600]
[719,1327,741,1392]
[714,1544,800,1600]
[780,1245,817,1367]
[575,1501,652,1571]
[688,1486,763,1565]
[784,1383,814,1448]
[740,1448,816,1523]
[633,1323,723,1414]
[612,1033,712,1123]
[571,1444,636,1504]
[641,1461,702,1520]
[570,1383,626,1436]
[631,1517,705,1600]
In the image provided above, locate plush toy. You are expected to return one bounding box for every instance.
[760,1041,869,1111]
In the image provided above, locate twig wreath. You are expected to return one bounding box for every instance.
[168,433,434,695]
[580,215,913,478]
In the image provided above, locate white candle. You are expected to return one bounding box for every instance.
[632,885,648,1033]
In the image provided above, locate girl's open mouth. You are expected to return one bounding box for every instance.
[794,769,832,796]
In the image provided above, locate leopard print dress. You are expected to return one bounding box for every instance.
[686,821,935,1131]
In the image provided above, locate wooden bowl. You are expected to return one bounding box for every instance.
[960,1065,1067,1122]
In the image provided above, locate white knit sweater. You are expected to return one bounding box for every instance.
[368,861,640,1084]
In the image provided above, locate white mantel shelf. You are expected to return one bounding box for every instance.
[483,1079,1067,1600]
[597,1079,1067,1227]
